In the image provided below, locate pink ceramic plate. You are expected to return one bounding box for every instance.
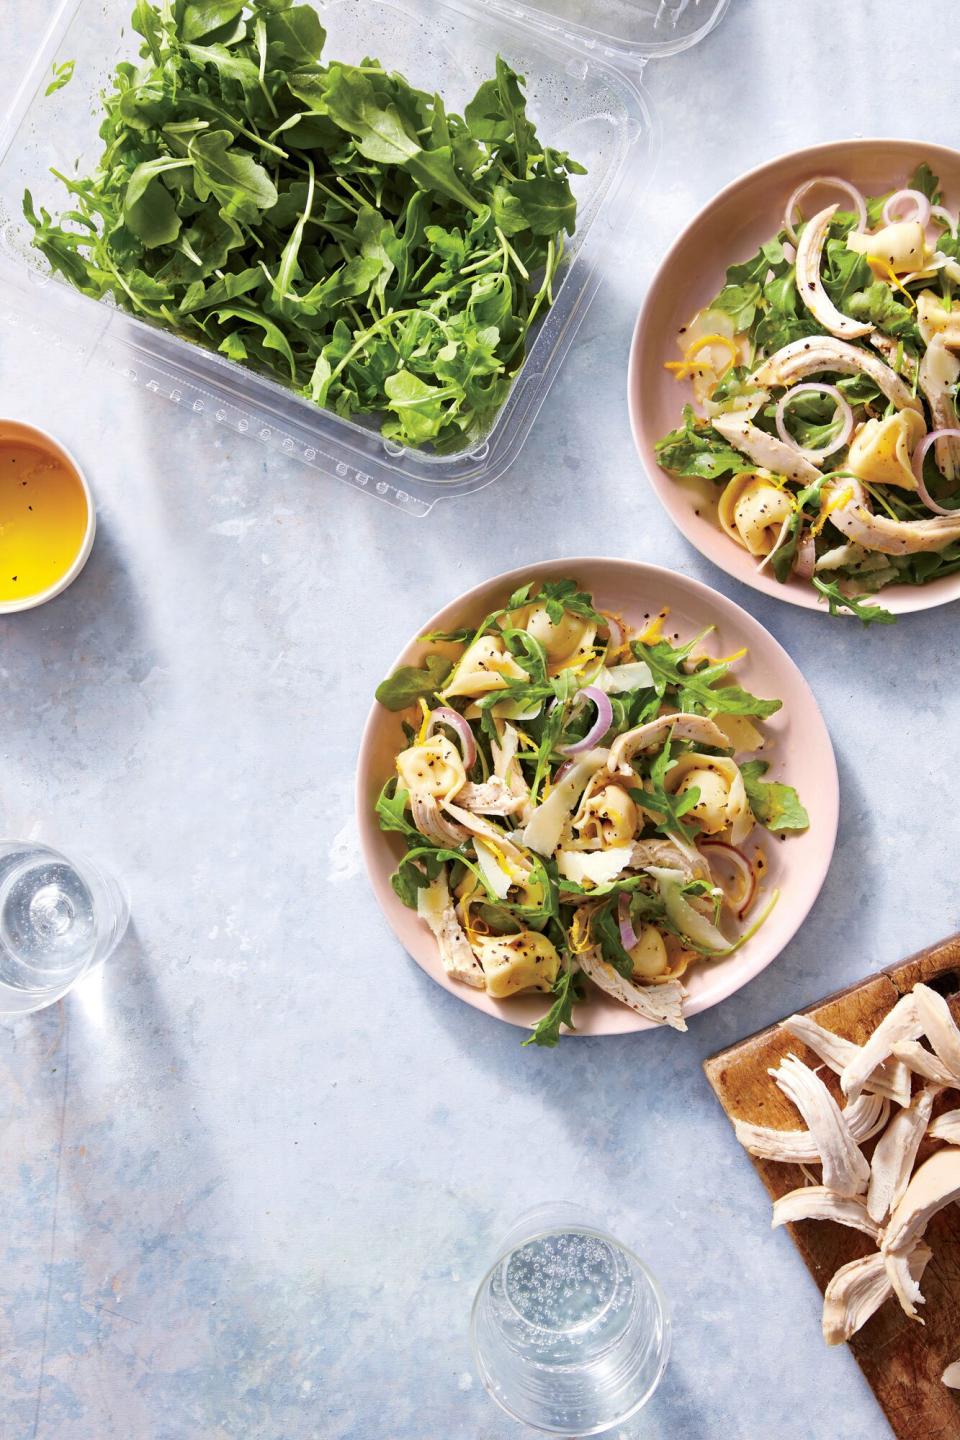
[356,558,839,1036]
[629,138,960,615]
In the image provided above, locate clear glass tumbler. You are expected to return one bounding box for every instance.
[0,840,129,1014]
[471,1202,670,1436]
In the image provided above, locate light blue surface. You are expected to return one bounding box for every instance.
[2,3,958,1437]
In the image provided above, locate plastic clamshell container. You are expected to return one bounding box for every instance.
[0,0,727,513]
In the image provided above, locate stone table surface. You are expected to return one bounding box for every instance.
[3,2,959,1438]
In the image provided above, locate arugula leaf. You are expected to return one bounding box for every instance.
[524,578,603,625]
[739,761,809,832]
[375,654,452,710]
[634,634,781,718]
[846,283,921,344]
[45,60,75,96]
[812,577,896,626]
[28,9,583,453]
[522,962,582,1048]
[655,405,757,482]
[908,163,941,203]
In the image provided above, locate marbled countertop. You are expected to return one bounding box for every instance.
[3,2,959,1437]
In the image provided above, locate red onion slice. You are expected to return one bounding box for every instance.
[775,382,853,461]
[882,188,931,228]
[784,176,867,244]
[699,839,757,919]
[426,706,477,769]
[911,429,960,515]
[794,532,816,580]
[618,894,638,952]
[930,204,958,238]
[560,685,614,754]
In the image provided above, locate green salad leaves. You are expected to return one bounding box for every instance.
[25,2,584,451]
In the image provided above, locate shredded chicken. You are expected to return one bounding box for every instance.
[577,946,687,1032]
[891,1039,959,1087]
[840,993,921,1100]
[870,330,919,384]
[781,1013,911,1107]
[416,870,485,989]
[751,335,923,414]
[912,983,960,1075]
[712,411,822,484]
[628,838,705,884]
[928,1108,960,1145]
[734,1092,889,1161]
[918,336,960,482]
[822,1245,931,1346]
[884,1247,930,1322]
[453,778,525,816]
[795,205,873,339]
[772,1186,879,1240]
[606,713,730,776]
[882,1149,960,1256]
[410,793,468,846]
[866,1086,939,1225]
[825,478,960,556]
[771,1054,871,1196]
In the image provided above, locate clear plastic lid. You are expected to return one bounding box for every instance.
[499,0,731,63]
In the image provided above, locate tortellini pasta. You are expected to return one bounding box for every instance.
[845,409,926,490]
[525,606,597,669]
[847,220,930,274]
[917,291,960,348]
[441,634,529,699]
[573,783,639,848]
[718,473,793,556]
[628,925,669,980]
[396,735,466,799]
[470,930,561,997]
[665,752,752,844]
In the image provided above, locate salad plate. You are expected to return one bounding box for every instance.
[629,140,960,616]
[356,558,838,1039]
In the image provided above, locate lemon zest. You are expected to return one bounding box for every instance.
[865,253,917,309]
[416,697,432,743]
[664,333,740,381]
[811,485,854,537]
[638,608,669,644]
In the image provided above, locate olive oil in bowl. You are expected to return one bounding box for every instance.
[0,422,94,612]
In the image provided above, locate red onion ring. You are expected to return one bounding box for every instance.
[560,685,614,754]
[930,204,958,238]
[426,706,477,769]
[552,759,573,785]
[793,532,816,580]
[882,188,931,228]
[911,429,960,515]
[699,839,757,919]
[618,894,638,952]
[775,382,853,461]
[784,176,867,244]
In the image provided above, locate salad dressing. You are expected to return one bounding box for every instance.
[0,439,88,602]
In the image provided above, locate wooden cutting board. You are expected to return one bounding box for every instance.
[704,934,960,1440]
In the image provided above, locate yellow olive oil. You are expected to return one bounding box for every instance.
[0,440,88,603]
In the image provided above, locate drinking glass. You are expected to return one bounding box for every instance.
[471,1202,670,1436]
[0,840,129,1013]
